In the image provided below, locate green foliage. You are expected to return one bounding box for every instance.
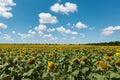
[0,45,120,80]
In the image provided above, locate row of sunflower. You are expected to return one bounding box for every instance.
[0,45,120,80]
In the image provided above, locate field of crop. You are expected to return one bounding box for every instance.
[0,44,120,80]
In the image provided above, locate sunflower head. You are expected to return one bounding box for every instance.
[106,52,112,56]
[0,53,4,58]
[115,53,120,57]
[27,59,35,65]
[17,56,23,60]
[115,60,120,67]
[10,52,16,56]
[95,61,101,65]
[72,57,80,64]
[104,56,111,61]
[47,61,56,71]
[117,49,120,52]
[45,53,53,58]
[6,57,12,64]
[82,56,87,62]
[99,61,108,69]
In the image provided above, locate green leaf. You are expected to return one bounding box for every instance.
[67,66,72,72]
[71,70,79,77]
[23,69,34,76]
[21,78,31,80]
[82,67,89,74]
[91,73,106,80]
[0,63,9,68]
[110,71,120,79]
[42,72,49,78]
[69,75,75,80]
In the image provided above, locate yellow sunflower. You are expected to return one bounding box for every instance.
[47,61,56,71]
[72,57,80,64]
[27,59,35,65]
[99,61,108,69]
[115,53,120,57]
[115,60,120,67]
[104,56,111,61]
[82,56,87,62]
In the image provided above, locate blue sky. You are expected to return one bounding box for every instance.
[0,0,120,44]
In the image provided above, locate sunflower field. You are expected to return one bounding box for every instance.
[0,44,120,80]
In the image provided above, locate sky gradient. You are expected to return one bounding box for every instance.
[0,0,120,44]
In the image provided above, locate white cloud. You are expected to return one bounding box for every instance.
[38,31,44,37]
[71,32,77,35]
[28,30,36,36]
[67,23,71,26]
[50,2,77,14]
[34,24,47,31]
[0,23,7,29]
[18,30,36,39]
[101,26,120,36]
[37,31,57,40]
[0,0,16,18]
[42,34,57,40]
[56,26,77,35]
[80,33,86,38]
[3,34,13,41]
[12,30,16,34]
[39,13,58,24]
[47,28,55,32]
[75,21,88,29]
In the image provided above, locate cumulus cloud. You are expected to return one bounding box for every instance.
[34,24,47,31]
[101,26,120,36]
[42,34,57,40]
[50,2,77,14]
[47,28,55,32]
[56,26,77,35]
[18,30,36,39]
[39,13,58,24]
[0,0,16,18]
[3,34,13,41]
[75,22,88,29]
[38,31,57,40]
[0,23,7,29]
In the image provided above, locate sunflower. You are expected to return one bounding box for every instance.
[27,59,35,65]
[6,57,12,64]
[95,61,101,65]
[72,57,80,64]
[106,52,112,56]
[17,56,23,60]
[47,61,56,71]
[99,61,108,69]
[45,53,53,58]
[0,53,4,58]
[115,60,120,67]
[104,56,111,61]
[115,53,120,57]
[82,56,87,62]
[117,49,120,52]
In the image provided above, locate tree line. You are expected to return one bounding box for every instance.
[86,41,120,46]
